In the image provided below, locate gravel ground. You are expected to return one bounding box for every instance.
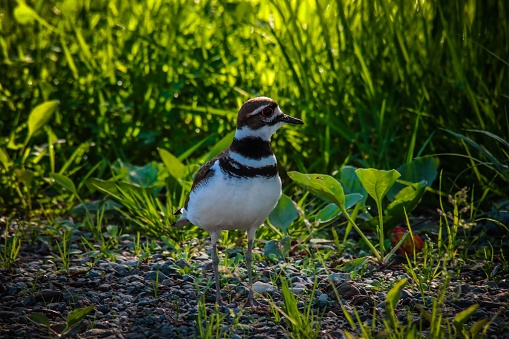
[1,232,509,338]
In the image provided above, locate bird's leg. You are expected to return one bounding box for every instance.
[210,231,222,305]
[245,227,258,308]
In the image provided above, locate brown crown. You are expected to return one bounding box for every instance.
[237,97,277,130]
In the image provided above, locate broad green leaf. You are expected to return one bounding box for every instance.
[356,168,400,203]
[470,318,489,336]
[206,130,235,161]
[315,194,363,223]
[263,236,291,261]
[341,257,367,273]
[161,235,181,251]
[382,181,427,230]
[66,304,95,328]
[344,194,363,210]
[62,0,79,16]
[71,199,122,214]
[13,3,58,32]
[51,173,77,195]
[453,304,479,326]
[158,148,186,179]
[316,203,340,223]
[340,166,368,204]
[14,4,36,24]
[288,171,345,208]
[0,148,10,170]
[269,194,298,233]
[87,178,120,194]
[30,313,50,327]
[387,157,439,200]
[15,169,34,186]
[126,162,161,187]
[27,100,60,142]
[386,278,407,311]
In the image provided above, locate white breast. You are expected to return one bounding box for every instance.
[185,161,282,232]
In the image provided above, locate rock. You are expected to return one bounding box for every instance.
[88,269,102,279]
[36,289,62,302]
[253,282,277,295]
[175,259,190,269]
[98,283,111,291]
[337,282,360,300]
[23,296,37,306]
[318,293,329,307]
[0,311,16,320]
[290,287,305,295]
[330,272,351,286]
[35,239,51,255]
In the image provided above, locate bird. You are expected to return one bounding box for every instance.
[172,96,303,307]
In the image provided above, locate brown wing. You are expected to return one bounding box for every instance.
[182,149,229,210]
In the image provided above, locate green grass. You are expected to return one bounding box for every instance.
[1,0,508,214]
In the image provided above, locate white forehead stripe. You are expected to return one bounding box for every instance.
[248,103,272,117]
[230,151,277,167]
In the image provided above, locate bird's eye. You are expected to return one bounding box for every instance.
[261,107,274,117]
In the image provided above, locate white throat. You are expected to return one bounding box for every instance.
[235,107,285,141]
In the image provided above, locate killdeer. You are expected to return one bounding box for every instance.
[172,97,303,306]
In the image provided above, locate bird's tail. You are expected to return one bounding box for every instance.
[171,208,190,228]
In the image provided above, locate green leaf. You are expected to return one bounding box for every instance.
[106,225,119,237]
[88,178,145,197]
[126,162,161,187]
[444,129,509,183]
[263,236,291,261]
[470,318,489,336]
[269,194,298,233]
[387,157,439,201]
[66,304,95,328]
[27,100,60,142]
[50,173,77,195]
[382,181,427,231]
[30,313,50,327]
[161,236,181,251]
[158,148,186,179]
[15,169,34,186]
[468,129,509,150]
[288,171,345,208]
[316,203,340,223]
[0,148,10,170]
[206,130,236,161]
[87,178,119,194]
[315,194,363,223]
[14,4,36,24]
[341,257,367,273]
[13,3,58,32]
[71,199,122,215]
[340,166,368,204]
[356,168,400,203]
[386,278,407,311]
[177,135,214,161]
[453,304,479,326]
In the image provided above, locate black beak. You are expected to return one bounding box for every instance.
[280,114,304,125]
